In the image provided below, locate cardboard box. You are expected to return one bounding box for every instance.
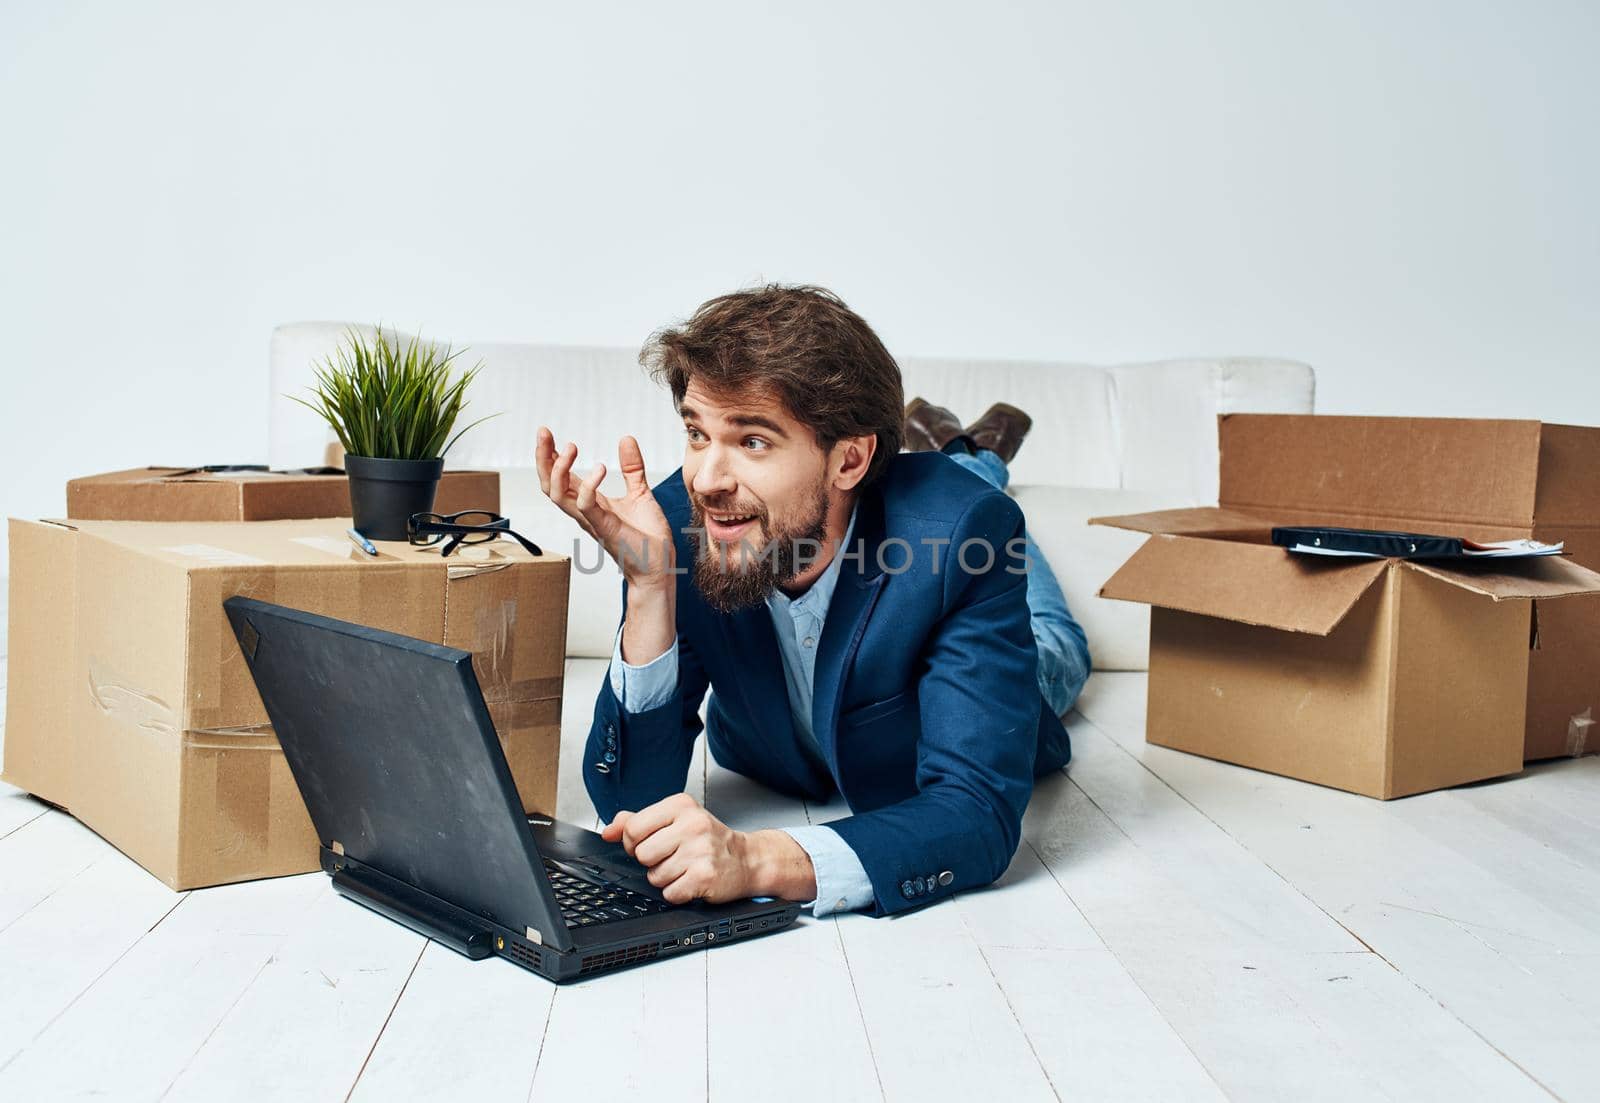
[1094,414,1600,798]
[67,467,500,523]
[3,516,568,889]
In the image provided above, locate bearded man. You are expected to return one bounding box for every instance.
[535,285,1089,917]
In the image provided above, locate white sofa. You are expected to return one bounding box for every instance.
[268,323,1314,671]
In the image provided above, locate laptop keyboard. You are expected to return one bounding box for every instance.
[542,858,673,928]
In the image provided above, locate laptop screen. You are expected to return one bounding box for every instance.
[223,596,563,942]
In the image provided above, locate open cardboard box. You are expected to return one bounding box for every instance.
[1093,414,1600,799]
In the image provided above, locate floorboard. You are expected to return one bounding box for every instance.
[704,760,880,1103]
[161,885,428,1103]
[0,786,47,840]
[1031,764,1548,1103]
[953,834,1226,1102]
[1073,674,1579,1102]
[523,687,709,1102]
[3,642,1597,1102]
[0,873,327,1099]
[346,942,552,1103]
[0,848,182,1069]
[0,812,123,932]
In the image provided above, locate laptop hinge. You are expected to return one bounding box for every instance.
[331,865,495,960]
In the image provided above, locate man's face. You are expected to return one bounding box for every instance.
[679,380,832,613]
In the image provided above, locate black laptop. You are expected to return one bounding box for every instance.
[223,595,802,983]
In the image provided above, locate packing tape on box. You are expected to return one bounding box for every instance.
[184,723,278,749]
[184,726,286,874]
[468,597,519,686]
[1567,708,1594,758]
[87,658,178,738]
[212,740,274,865]
[478,676,564,707]
[448,561,514,580]
[486,696,563,728]
[160,543,270,567]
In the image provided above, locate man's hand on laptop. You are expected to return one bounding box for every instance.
[602,793,818,905]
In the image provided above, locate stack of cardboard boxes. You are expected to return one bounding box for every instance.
[4,468,569,889]
[1095,415,1600,798]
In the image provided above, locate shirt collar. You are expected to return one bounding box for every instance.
[767,502,859,617]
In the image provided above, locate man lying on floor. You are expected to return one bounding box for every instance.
[534,285,1090,917]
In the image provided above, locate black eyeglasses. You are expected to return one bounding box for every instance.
[407,510,543,558]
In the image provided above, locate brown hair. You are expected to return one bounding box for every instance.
[641,285,904,487]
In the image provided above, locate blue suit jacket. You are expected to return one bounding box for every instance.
[585,451,1071,916]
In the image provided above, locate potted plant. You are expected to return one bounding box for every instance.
[291,326,496,540]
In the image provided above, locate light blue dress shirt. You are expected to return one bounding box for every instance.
[608,507,874,916]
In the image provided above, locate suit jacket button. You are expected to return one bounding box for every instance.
[594,762,611,774]
[900,880,915,899]
[913,876,926,894]
[603,751,616,763]
[938,870,954,887]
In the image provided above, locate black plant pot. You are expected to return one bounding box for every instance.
[344,455,444,541]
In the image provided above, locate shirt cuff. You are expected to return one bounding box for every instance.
[608,624,679,714]
[783,825,874,917]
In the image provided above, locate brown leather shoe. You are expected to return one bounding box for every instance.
[903,397,970,453]
[965,402,1033,464]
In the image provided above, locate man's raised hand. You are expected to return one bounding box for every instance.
[535,427,675,587]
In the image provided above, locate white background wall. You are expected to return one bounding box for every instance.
[2,0,1596,564]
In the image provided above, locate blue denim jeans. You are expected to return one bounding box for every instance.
[948,449,1092,717]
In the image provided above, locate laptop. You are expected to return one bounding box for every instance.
[223,595,802,983]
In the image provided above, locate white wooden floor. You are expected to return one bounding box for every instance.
[4,596,1600,1102]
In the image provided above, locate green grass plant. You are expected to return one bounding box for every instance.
[290,326,496,460]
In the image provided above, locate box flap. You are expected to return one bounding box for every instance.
[2,519,82,806]
[1404,555,1600,602]
[1534,423,1600,528]
[1219,415,1544,529]
[1090,506,1279,539]
[1099,533,1390,635]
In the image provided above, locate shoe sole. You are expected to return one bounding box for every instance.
[902,397,936,452]
[966,402,1032,436]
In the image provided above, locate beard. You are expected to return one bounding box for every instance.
[689,477,831,614]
